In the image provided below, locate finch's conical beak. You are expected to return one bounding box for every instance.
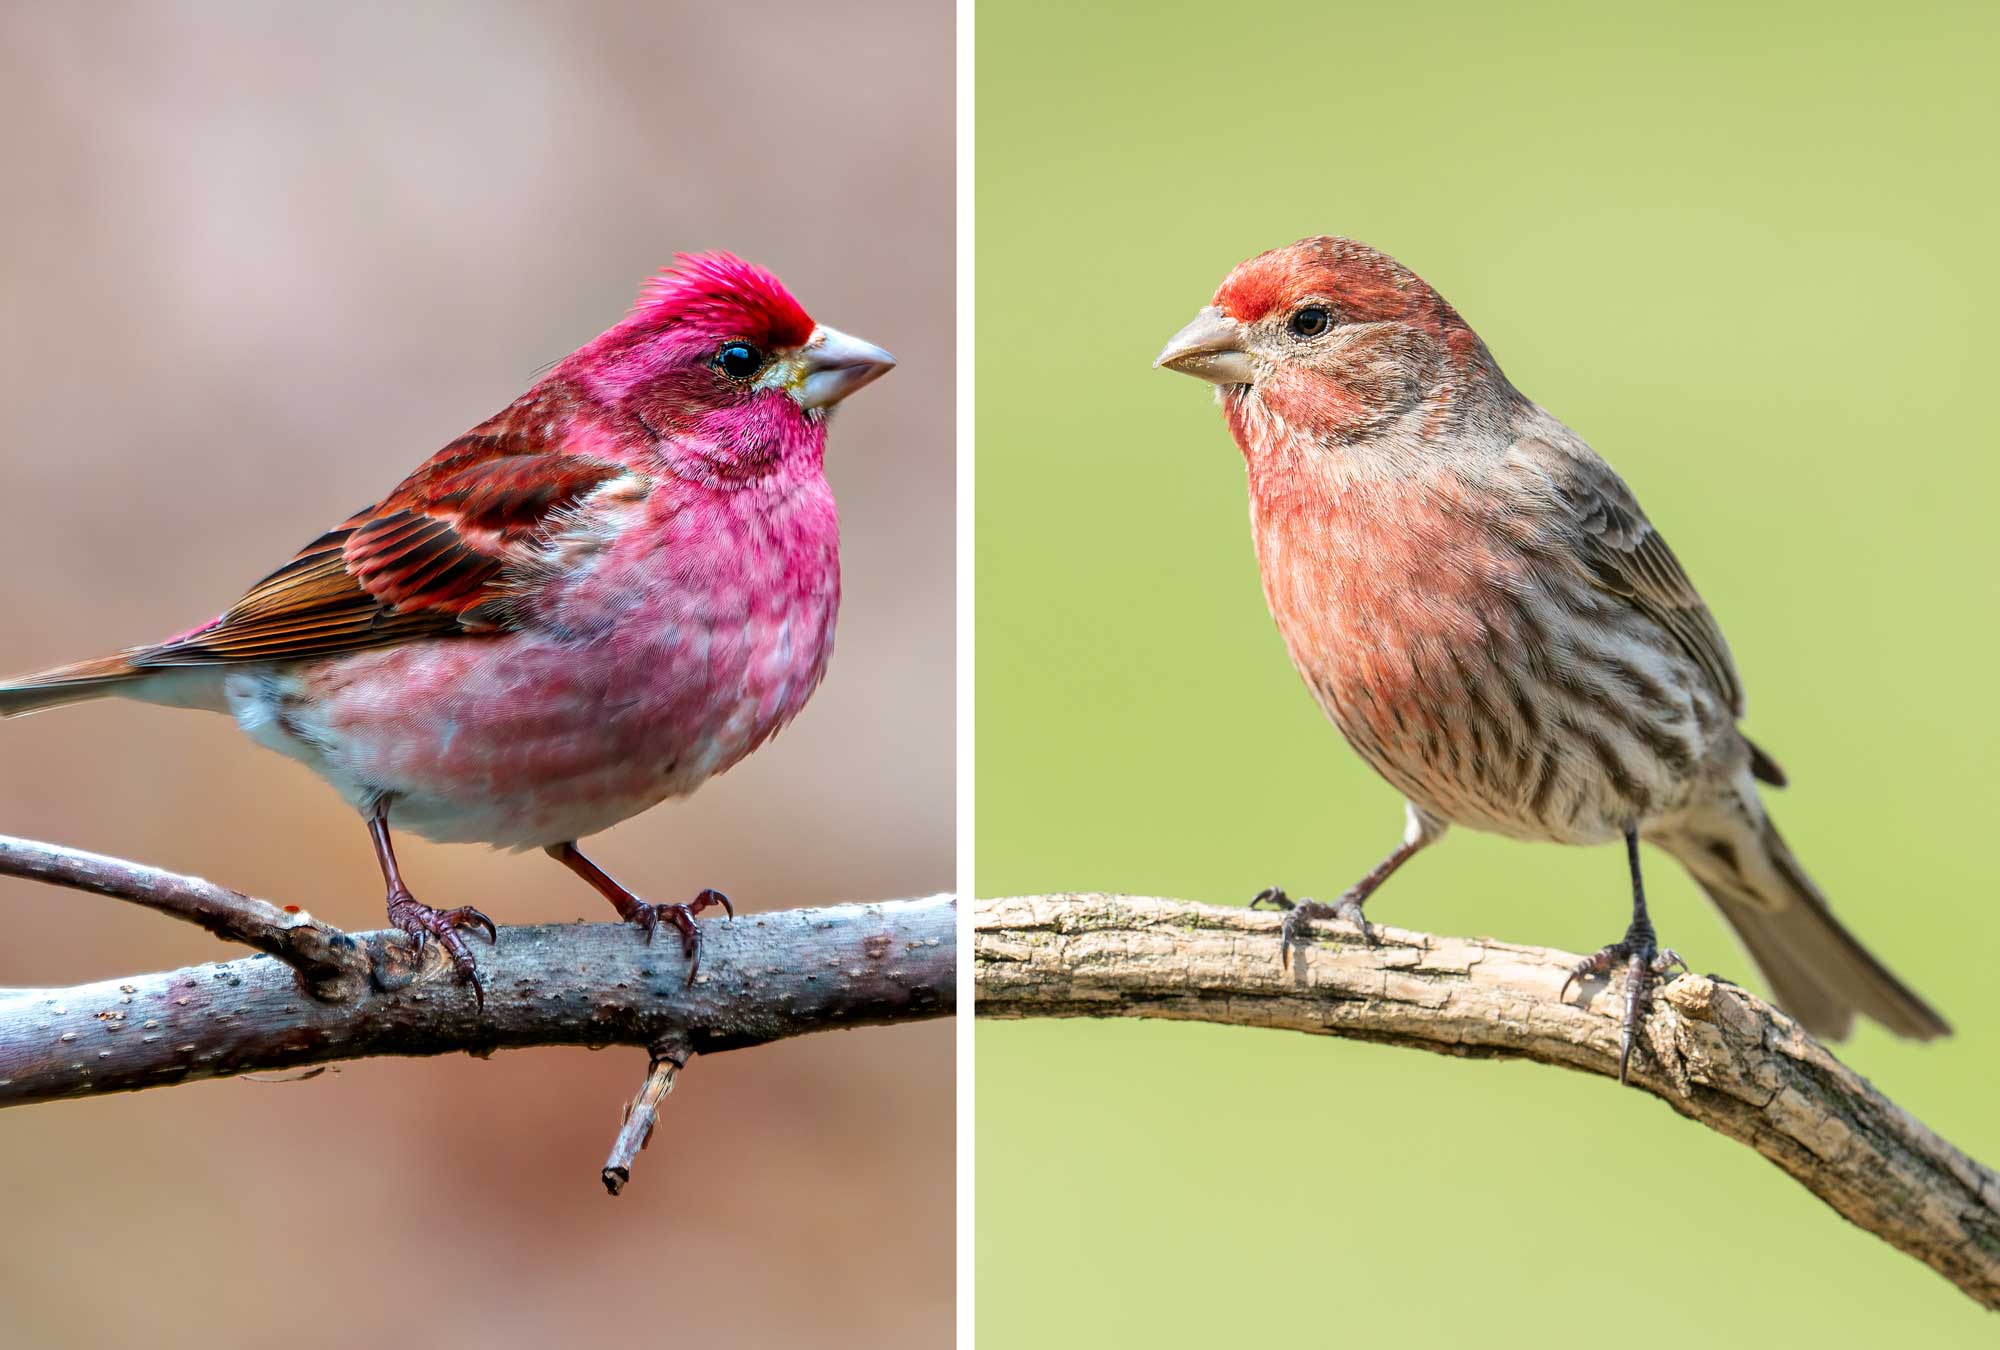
[1154,306,1254,386]
[794,325,897,410]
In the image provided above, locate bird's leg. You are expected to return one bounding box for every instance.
[547,842,732,985]
[369,800,495,1001]
[1560,828,1688,1084]
[1252,808,1443,968]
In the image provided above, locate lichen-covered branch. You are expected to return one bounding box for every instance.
[974,894,2000,1310]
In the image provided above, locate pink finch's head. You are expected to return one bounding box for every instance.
[563,252,894,478]
[1155,236,1511,450]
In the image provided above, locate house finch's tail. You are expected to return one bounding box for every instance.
[0,653,150,717]
[1661,811,1949,1042]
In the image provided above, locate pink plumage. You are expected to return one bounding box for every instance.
[1,253,897,990]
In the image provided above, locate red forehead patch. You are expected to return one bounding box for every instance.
[1214,236,1452,330]
[635,252,816,347]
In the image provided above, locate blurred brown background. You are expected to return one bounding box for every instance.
[0,3,953,1347]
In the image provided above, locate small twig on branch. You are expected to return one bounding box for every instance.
[0,833,953,1185]
[974,894,2000,1310]
[0,834,365,997]
[603,1034,691,1196]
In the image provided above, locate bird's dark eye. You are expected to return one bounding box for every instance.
[1289,306,1332,339]
[715,342,763,379]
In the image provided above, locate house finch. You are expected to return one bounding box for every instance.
[1,253,894,996]
[1155,236,1946,1078]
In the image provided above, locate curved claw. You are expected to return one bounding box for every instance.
[387,894,497,1004]
[1560,947,1619,1005]
[439,909,495,1011]
[433,934,487,1008]
[1250,886,1295,912]
[1559,934,1678,1086]
[680,923,704,984]
[1331,896,1376,947]
[1617,949,1664,1085]
[1275,893,1373,971]
[437,905,497,946]
[612,890,733,985]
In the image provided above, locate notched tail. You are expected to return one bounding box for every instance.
[0,653,148,717]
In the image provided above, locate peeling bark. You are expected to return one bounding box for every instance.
[974,894,2000,1310]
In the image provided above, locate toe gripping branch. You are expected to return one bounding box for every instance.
[1251,886,1376,969]
[1560,930,1686,1085]
[631,888,734,986]
[385,891,498,1005]
[1559,829,1688,1085]
[371,803,496,1004]
[1250,835,1424,970]
[546,842,732,986]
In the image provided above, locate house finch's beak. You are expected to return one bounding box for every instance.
[1154,307,1255,386]
[792,325,897,409]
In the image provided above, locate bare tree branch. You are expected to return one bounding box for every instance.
[974,894,2000,1310]
[0,833,953,1190]
[0,834,365,997]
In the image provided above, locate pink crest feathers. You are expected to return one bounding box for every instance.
[633,252,816,348]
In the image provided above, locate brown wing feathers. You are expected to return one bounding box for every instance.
[1546,455,1787,787]
[1554,472,1746,719]
[139,450,623,666]
[1,427,628,710]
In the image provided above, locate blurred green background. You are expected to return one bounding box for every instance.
[976,1,1998,1344]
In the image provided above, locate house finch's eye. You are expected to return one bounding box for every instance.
[715,342,763,379]
[1289,306,1332,339]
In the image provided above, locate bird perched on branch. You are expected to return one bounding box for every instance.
[1,253,895,996]
[1156,235,1946,1078]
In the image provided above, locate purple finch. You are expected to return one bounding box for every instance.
[3,253,895,994]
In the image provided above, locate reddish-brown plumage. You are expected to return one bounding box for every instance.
[338,451,625,617]
[1160,234,1947,1049]
[1254,467,1525,753]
